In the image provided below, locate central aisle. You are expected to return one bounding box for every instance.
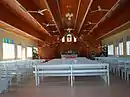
[1,75,130,97]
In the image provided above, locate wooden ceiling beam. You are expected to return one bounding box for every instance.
[43,0,61,34]
[88,0,120,35]
[0,20,44,43]
[74,0,82,29]
[77,0,93,34]
[0,3,46,41]
[56,0,62,27]
[96,21,130,40]
[93,0,130,40]
[0,0,51,36]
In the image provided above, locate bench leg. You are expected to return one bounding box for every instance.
[70,74,73,87]
[107,72,110,85]
[68,76,70,82]
[73,76,75,80]
[118,68,120,76]
[37,76,40,86]
[35,73,38,86]
[125,72,127,80]
[121,71,124,79]
[127,73,129,81]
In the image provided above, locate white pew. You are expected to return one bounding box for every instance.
[0,59,35,93]
[72,64,109,85]
[33,58,110,87]
[33,64,71,86]
[0,64,10,93]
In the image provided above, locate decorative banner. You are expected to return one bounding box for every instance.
[6,38,9,43]
[8,38,10,44]
[2,38,14,44]
[12,40,14,44]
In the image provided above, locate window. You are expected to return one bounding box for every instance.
[119,42,123,55]
[22,47,26,59]
[67,34,72,42]
[115,46,119,56]
[27,47,32,58]
[74,37,77,42]
[62,33,77,42]
[108,44,114,55]
[3,38,15,59]
[126,41,130,55]
[17,45,22,58]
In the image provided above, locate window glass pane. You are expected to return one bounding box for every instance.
[3,43,7,59]
[126,41,130,55]
[115,46,119,56]
[108,44,114,55]
[67,34,72,42]
[27,47,32,58]
[74,37,77,42]
[3,41,15,59]
[22,47,26,59]
[17,45,22,58]
[119,42,123,55]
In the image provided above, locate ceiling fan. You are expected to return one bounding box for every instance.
[27,9,48,16]
[48,30,59,33]
[90,6,109,13]
[64,28,74,33]
[83,29,91,32]
[85,21,97,26]
[42,23,56,27]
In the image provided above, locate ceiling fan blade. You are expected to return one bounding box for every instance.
[49,24,56,26]
[42,23,47,25]
[39,9,48,13]
[101,9,109,11]
[28,11,38,13]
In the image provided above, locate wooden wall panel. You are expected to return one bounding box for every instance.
[38,42,102,59]
[38,46,58,59]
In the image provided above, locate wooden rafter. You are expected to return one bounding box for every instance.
[43,0,61,34]
[74,0,82,29]
[96,21,130,40]
[0,0,51,36]
[0,20,44,43]
[88,0,120,35]
[56,0,63,27]
[78,0,93,34]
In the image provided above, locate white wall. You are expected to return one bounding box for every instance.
[102,28,130,56]
[0,28,37,60]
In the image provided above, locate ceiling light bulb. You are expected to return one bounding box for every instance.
[98,6,102,11]
[46,24,49,27]
[88,21,92,24]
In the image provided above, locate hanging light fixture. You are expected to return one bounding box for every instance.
[65,5,73,20]
[65,12,73,20]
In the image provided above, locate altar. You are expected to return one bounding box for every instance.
[61,54,78,59]
[61,50,78,59]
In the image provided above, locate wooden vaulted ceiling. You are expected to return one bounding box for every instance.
[0,0,130,46]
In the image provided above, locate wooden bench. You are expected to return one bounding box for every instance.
[33,62,109,87]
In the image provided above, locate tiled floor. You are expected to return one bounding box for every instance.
[1,75,130,97]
